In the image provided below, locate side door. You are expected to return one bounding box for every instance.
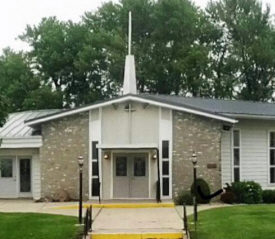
[0,157,17,198]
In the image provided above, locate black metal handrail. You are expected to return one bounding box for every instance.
[183,203,188,238]
[84,205,93,237]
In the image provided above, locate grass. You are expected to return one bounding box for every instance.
[189,205,275,239]
[0,213,81,239]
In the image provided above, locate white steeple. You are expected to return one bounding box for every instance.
[123,11,137,95]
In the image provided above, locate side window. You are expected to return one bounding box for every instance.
[233,130,240,182]
[0,159,13,178]
[269,132,275,183]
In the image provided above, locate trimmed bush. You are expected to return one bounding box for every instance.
[231,181,262,204]
[221,191,235,204]
[174,191,193,205]
[191,178,211,204]
[262,190,275,204]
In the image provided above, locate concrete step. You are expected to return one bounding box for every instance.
[90,229,187,239]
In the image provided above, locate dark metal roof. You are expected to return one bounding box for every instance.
[140,94,275,116]
[25,94,275,125]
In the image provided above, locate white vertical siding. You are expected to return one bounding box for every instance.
[32,154,41,200]
[221,131,232,186]
[221,119,275,189]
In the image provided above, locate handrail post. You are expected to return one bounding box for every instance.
[90,205,93,232]
[183,203,188,235]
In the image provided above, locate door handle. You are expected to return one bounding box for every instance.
[13,177,16,181]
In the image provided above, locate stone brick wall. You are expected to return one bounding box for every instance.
[40,112,89,200]
[172,111,222,199]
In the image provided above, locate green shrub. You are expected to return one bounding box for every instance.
[221,191,235,204]
[191,178,211,204]
[174,191,193,205]
[262,190,275,204]
[231,181,262,204]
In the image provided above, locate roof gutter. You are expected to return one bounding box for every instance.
[223,113,275,120]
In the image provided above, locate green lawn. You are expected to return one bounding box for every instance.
[189,205,275,239]
[0,213,81,239]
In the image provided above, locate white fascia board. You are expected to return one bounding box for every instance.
[25,95,237,126]
[97,143,158,149]
[223,113,275,120]
[0,137,42,148]
[25,96,132,126]
[130,96,238,124]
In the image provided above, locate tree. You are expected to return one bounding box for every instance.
[0,95,8,128]
[84,0,212,96]
[207,0,275,101]
[0,48,62,112]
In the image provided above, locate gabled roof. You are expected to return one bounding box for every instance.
[26,93,275,126]
[25,94,237,126]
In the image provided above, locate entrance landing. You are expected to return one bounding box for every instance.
[90,206,186,239]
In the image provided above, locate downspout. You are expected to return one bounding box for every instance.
[97,150,101,204]
[155,148,161,203]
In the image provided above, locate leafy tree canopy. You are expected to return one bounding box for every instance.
[1,0,275,120]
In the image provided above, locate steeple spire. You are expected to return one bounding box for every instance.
[123,11,137,95]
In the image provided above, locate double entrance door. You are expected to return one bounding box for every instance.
[113,153,149,199]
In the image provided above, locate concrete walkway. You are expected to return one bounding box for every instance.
[0,199,231,239]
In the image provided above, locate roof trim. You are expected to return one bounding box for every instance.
[0,136,42,148]
[25,95,238,125]
[97,143,158,149]
[223,113,275,120]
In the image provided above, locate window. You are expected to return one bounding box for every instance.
[92,141,98,159]
[134,157,146,177]
[162,141,169,159]
[116,157,127,176]
[270,132,275,183]
[162,161,169,176]
[233,130,240,182]
[0,159,13,178]
[162,140,170,196]
[91,141,99,196]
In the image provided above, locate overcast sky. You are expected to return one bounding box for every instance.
[0,0,274,52]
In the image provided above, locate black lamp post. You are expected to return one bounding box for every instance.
[191,151,198,222]
[78,155,84,224]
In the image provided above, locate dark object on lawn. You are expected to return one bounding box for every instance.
[191,178,211,204]
[221,191,236,204]
[262,190,275,204]
[174,191,193,205]
[224,183,232,192]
